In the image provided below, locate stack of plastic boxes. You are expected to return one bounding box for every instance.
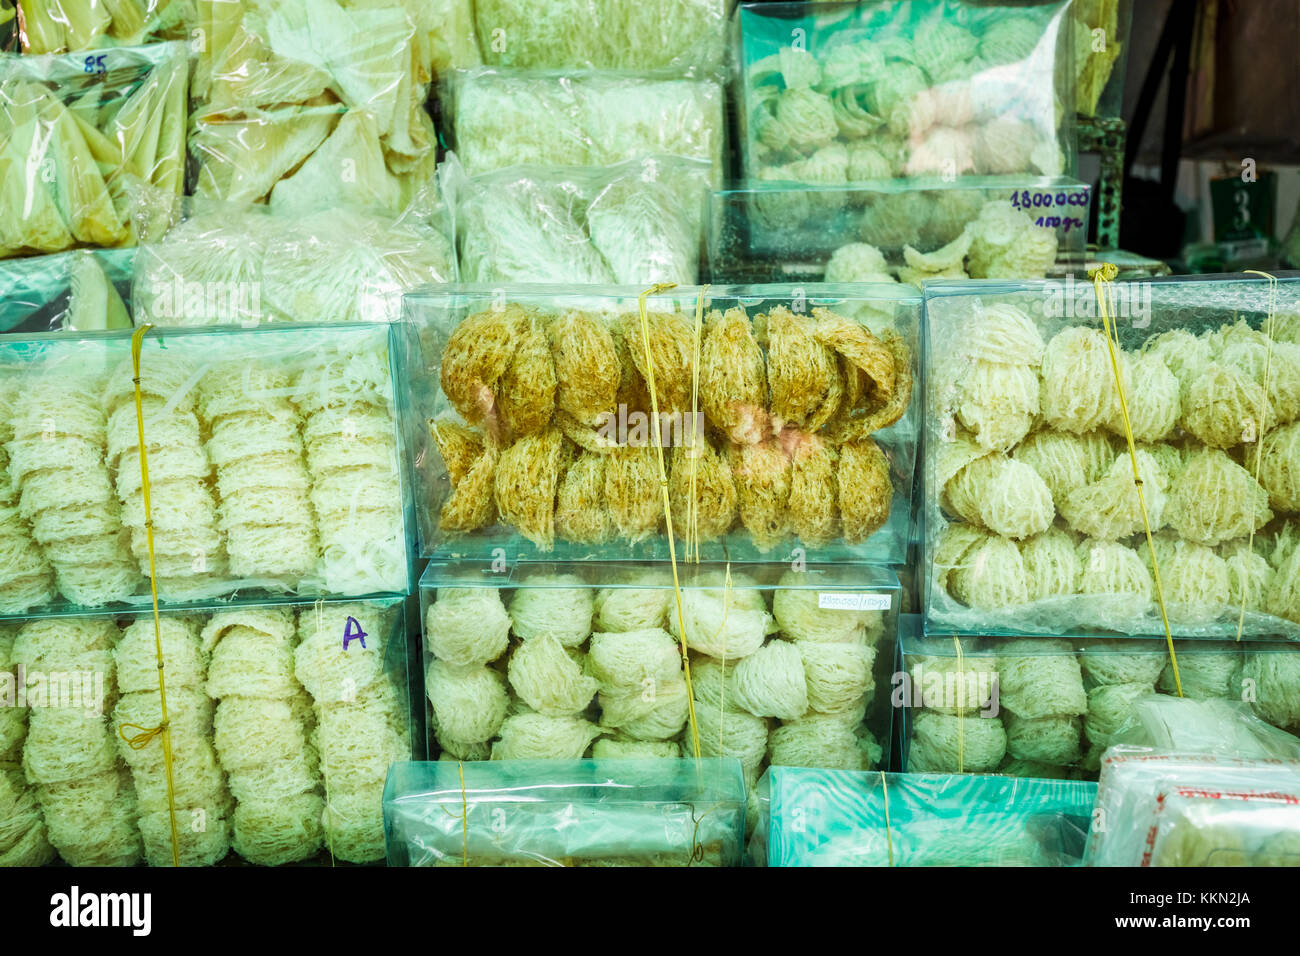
[720,12,1097,857]
[400,283,916,861]
[902,274,1300,785]
[438,0,730,287]
[0,319,421,867]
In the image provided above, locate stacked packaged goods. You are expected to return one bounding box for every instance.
[419,561,899,838]
[898,623,1300,779]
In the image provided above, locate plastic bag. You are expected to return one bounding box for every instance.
[190,0,437,210]
[1111,694,1300,761]
[0,42,188,259]
[1087,751,1300,866]
[472,0,726,73]
[0,248,133,333]
[132,199,454,327]
[1,1,15,50]
[15,0,196,53]
[1073,0,1129,118]
[737,0,1075,185]
[446,154,710,285]
[445,68,725,186]
[752,767,1096,867]
[383,758,746,866]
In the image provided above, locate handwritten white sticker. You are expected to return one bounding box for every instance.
[817,592,891,611]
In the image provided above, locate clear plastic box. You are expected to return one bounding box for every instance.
[404,283,921,565]
[445,155,711,286]
[0,321,414,616]
[734,1,1076,185]
[470,0,729,73]
[418,560,899,785]
[441,68,726,187]
[922,273,1300,640]
[0,595,416,867]
[707,177,1092,283]
[897,618,1300,780]
[383,757,746,866]
[751,766,1096,866]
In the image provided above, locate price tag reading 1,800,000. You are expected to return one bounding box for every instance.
[1009,189,1088,233]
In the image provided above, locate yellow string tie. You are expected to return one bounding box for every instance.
[1091,265,1182,696]
[879,771,894,867]
[1237,270,1278,642]
[119,722,167,749]
[459,760,469,868]
[313,599,337,866]
[638,283,702,759]
[713,565,734,772]
[688,803,719,866]
[686,286,709,563]
[125,324,181,868]
[952,635,965,773]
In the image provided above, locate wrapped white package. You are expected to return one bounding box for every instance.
[448,155,709,285]
[446,69,724,187]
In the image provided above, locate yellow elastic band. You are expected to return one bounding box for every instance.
[120,325,181,867]
[879,771,894,867]
[952,635,965,773]
[1237,270,1278,642]
[637,283,702,759]
[1091,265,1181,696]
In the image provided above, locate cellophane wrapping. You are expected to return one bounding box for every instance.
[383,758,746,866]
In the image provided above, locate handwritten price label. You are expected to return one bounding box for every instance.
[83,54,109,74]
[1010,189,1088,233]
[817,593,891,611]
